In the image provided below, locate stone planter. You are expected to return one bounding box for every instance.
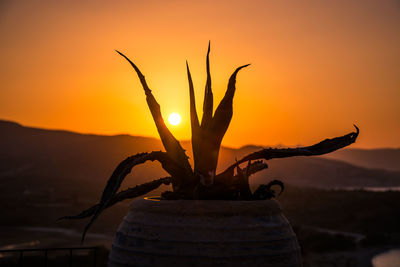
[108,197,302,267]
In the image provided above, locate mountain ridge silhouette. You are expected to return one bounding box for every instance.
[1,119,399,197]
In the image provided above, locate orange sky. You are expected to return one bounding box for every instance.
[1,0,399,148]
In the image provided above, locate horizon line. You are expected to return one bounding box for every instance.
[1,118,398,151]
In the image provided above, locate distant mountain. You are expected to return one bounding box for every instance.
[0,120,165,198]
[321,148,400,172]
[1,119,399,201]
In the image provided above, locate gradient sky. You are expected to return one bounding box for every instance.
[1,0,399,148]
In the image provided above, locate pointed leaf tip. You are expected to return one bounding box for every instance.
[230,64,251,81]
[353,124,359,133]
[238,64,251,70]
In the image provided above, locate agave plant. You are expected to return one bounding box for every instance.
[61,43,359,242]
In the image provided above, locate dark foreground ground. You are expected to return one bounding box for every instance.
[279,186,400,266]
[1,185,399,267]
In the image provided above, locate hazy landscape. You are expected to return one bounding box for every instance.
[2,0,399,266]
[1,120,399,266]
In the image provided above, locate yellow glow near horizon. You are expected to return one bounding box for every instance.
[168,113,181,126]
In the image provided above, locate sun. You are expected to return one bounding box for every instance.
[168,113,181,126]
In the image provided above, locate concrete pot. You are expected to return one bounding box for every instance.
[109,197,302,267]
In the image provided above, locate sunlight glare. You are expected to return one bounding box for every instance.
[168,113,181,126]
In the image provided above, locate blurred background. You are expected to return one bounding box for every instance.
[1,0,399,266]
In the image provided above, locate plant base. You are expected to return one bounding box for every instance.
[108,197,302,267]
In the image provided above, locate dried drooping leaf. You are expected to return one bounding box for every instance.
[252,180,284,200]
[59,177,171,220]
[80,151,181,243]
[222,125,359,174]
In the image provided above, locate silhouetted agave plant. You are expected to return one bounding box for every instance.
[61,43,359,243]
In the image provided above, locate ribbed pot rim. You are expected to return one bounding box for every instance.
[129,197,282,216]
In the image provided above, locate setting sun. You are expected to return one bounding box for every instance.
[168,113,181,126]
